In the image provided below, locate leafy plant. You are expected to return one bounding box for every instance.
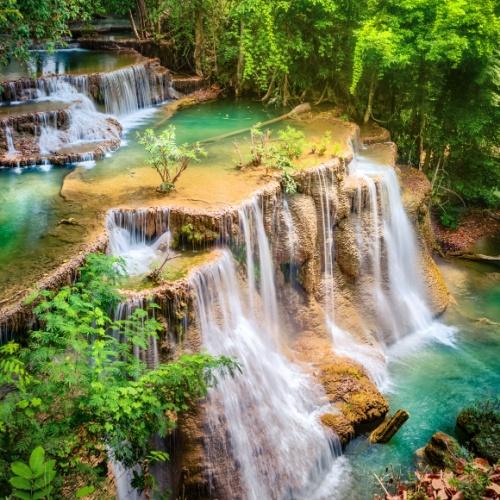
[249,125,271,166]
[310,131,332,156]
[138,126,206,193]
[276,126,305,160]
[9,446,56,499]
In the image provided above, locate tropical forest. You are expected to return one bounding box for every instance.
[0,0,498,498]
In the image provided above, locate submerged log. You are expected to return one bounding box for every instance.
[369,409,409,444]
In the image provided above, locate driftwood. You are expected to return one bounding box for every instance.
[369,409,409,444]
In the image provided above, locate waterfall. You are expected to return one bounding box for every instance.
[238,198,279,333]
[106,209,171,276]
[326,152,456,388]
[4,125,18,155]
[350,155,432,338]
[99,64,166,116]
[114,299,159,369]
[191,198,348,499]
[37,81,121,156]
[281,198,298,262]
[314,166,337,318]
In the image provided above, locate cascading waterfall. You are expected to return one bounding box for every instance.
[191,197,348,500]
[350,155,433,338]
[314,166,337,318]
[327,151,456,388]
[4,125,18,155]
[37,81,121,155]
[106,209,171,276]
[114,298,159,369]
[100,65,150,116]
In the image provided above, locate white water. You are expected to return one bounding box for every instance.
[114,298,160,369]
[100,65,154,116]
[37,81,121,156]
[191,197,348,499]
[4,125,18,155]
[106,209,171,276]
[329,152,456,390]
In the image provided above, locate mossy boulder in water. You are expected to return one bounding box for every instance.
[456,400,500,464]
[319,360,388,444]
[424,431,466,470]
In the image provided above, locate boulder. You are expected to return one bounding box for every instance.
[424,432,465,470]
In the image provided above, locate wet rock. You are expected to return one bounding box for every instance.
[319,359,388,444]
[369,409,409,443]
[424,432,465,470]
[335,219,361,280]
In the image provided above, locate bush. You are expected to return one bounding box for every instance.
[138,126,206,193]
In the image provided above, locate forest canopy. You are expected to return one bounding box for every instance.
[1,0,498,217]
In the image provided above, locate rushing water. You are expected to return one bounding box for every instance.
[327,152,456,390]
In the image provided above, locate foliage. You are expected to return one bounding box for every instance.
[0,0,100,66]
[9,446,56,500]
[310,131,331,156]
[138,126,206,193]
[249,125,271,166]
[264,126,305,194]
[0,253,238,497]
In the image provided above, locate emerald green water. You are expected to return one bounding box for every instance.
[0,99,280,300]
[343,258,500,498]
[0,49,140,82]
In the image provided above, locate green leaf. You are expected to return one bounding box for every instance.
[29,446,45,474]
[9,476,32,490]
[33,469,56,489]
[32,485,53,499]
[76,485,95,497]
[12,491,32,500]
[11,461,33,480]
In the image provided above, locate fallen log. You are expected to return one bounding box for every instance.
[448,252,500,264]
[369,409,409,444]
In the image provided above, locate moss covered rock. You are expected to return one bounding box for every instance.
[319,360,388,444]
[456,400,500,464]
[424,431,466,470]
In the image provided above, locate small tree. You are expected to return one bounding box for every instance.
[138,126,206,193]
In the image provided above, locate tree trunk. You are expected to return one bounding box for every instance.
[363,75,376,124]
[235,19,245,96]
[261,71,276,102]
[128,10,141,40]
[282,74,289,107]
[194,11,204,77]
[136,0,148,38]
